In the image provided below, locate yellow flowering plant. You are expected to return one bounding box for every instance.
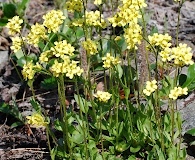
[4,0,195,159]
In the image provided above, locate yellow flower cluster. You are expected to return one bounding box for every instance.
[102,53,121,68]
[39,50,52,63]
[43,10,66,33]
[10,36,25,53]
[51,40,75,57]
[82,39,98,55]
[94,91,112,102]
[108,0,147,27]
[26,113,48,127]
[143,80,157,96]
[65,0,83,13]
[50,59,83,79]
[71,19,84,27]
[170,43,194,66]
[159,47,172,62]
[94,0,102,5]
[169,87,188,100]
[22,61,36,80]
[85,11,107,28]
[27,23,47,46]
[124,23,142,50]
[6,16,23,35]
[148,33,172,50]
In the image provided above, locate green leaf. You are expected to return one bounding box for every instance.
[116,64,123,79]
[179,74,187,86]
[16,56,32,67]
[3,3,16,18]
[0,102,24,123]
[128,155,136,160]
[0,18,8,26]
[11,121,23,128]
[186,128,195,136]
[115,141,129,152]
[74,94,89,113]
[71,130,84,144]
[16,0,29,16]
[54,119,63,131]
[190,141,195,146]
[15,49,24,60]
[76,27,84,39]
[150,26,158,35]
[182,64,195,90]
[30,98,41,113]
[41,77,57,90]
[130,146,141,153]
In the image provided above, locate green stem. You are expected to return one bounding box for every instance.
[58,75,73,158]
[75,78,89,160]
[154,52,164,152]
[100,103,105,160]
[176,2,182,46]
[46,125,52,157]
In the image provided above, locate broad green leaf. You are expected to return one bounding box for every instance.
[116,64,123,79]
[179,74,187,86]
[71,130,84,144]
[74,94,89,113]
[0,18,8,26]
[3,3,16,18]
[0,102,24,122]
[15,49,24,60]
[130,146,141,153]
[182,64,195,90]
[76,27,84,39]
[41,77,57,90]
[115,141,129,152]
[128,155,136,160]
[11,121,23,128]
[186,128,195,136]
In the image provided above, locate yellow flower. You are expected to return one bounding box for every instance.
[22,61,36,80]
[43,10,65,33]
[27,23,47,46]
[26,113,48,127]
[65,0,83,13]
[102,53,120,68]
[39,50,52,63]
[169,87,188,100]
[108,0,146,27]
[82,39,98,55]
[94,91,112,102]
[51,40,75,58]
[114,36,122,41]
[6,16,23,35]
[94,0,102,5]
[10,36,25,53]
[71,19,84,27]
[124,22,142,50]
[143,80,157,96]
[148,33,172,51]
[170,43,194,66]
[85,11,107,28]
[50,60,63,77]
[159,47,172,62]
[66,61,83,79]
